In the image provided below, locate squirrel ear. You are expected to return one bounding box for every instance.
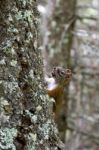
[65,69,72,79]
[66,69,71,73]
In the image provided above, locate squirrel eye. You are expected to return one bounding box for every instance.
[60,71,65,76]
[61,71,65,74]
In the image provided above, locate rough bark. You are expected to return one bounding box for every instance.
[0,0,64,149]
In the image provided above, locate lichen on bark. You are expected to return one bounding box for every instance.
[0,0,64,149]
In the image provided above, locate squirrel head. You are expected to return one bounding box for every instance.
[51,67,72,86]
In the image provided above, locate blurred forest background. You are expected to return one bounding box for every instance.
[37,0,99,149]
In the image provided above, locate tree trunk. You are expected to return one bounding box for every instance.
[66,0,99,149]
[0,0,64,149]
[43,0,76,71]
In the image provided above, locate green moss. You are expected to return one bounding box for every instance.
[39,119,52,140]
[15,10,33,22]
[0,128,17,150]
[10,60,17,67]
[3,40,13,53]
[26,133,37,150]
[0,59,6,65]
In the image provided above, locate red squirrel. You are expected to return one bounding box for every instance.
[46,67,72,119]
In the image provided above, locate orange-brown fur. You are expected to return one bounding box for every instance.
[46,67,72,119]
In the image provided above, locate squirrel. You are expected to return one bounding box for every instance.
[46,67,72,120]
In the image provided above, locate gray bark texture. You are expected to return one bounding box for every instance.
[0,0,64,149]
[43,0,76,71]
[66,0,99,149]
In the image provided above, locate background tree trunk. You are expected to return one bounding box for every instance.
[43,0,76,71]
[39,0,76,141]
[0,0,64,149]
[38,0,99,148]
[66,0,99,149]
